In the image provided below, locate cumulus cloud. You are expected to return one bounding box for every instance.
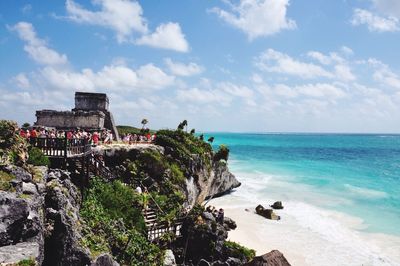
[12,73,30,89]
[372,0,400,18]
[164,58,203,76]
[351,8,399,32]
[65,0,148,42]
[176,87,231,106]
[136,22,189,52]
[369,58,400,89]
[255,49,333,79]
[9,22,68,66]
[39,63,175,92]
[210,0,296,40]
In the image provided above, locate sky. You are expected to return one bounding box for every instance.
[1,0,400,133]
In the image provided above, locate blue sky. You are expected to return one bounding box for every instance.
[1,0,400,133]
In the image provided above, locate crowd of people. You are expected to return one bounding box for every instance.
[121,132,156,144]
[18,127,115,145]
[206,205,225,224]
[18,127,156,146]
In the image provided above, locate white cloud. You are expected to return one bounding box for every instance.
[12,73,30,89]
[37,63,175,93]
[211,0,296,40]
[334,65,356,81]
[307,51,332,65]
[351,8,399,32]
[256,49,333,79]
[65,0,148,42]
[136,22,189,52]
[21,4,32,14]
[164,58,203,76]
[9,22,68,66]
[372,0,400,18]
[341,46,354,56]
[369,59,400,89]
[176,87,231,106]
[295,83,347,99]
[218,82,254,98]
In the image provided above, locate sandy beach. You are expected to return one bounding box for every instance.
[209,194,400,266]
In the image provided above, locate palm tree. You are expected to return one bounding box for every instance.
[177,120,188,131]
[141,119,148,130]
[190,129,195,135]
[207,137,214,144]
[199,134,204,141]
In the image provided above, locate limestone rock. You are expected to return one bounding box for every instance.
[0,192,29,246]
[0,242,39,264]
[163,249,176,266]
[244,250,291,266]
[223,217,237,230]
[270,201,283,210]
[92,253,120,266]
[255,205,280,221]
[22,182,37,195]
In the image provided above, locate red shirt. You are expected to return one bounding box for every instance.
[30,130,37,138]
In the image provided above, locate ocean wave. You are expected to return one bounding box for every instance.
[344,184,388,199]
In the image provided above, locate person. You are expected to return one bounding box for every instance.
[92,131,99,146]
[217,208,224,224]
[30,128,37,138]
[136,186,142,194]
[19,128,26,138]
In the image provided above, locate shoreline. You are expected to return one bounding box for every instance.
[209,184,400,266]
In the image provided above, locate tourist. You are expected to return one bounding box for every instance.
[136,186,142,194]
[30,128,37,138]
[217,208,224,224]
[19,128,26,138]
[92,131,99,146]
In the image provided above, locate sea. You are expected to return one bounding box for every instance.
[207,133,400,266]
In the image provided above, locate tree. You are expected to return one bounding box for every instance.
[141,119,148,130]
[214,145,229,161]
[22,122,30,128]
[190,129,195,135]
[199,134,204,141]
[177,120,188,131]
[207,137,214,143]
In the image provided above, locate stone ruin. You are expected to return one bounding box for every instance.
[35,92,120,141]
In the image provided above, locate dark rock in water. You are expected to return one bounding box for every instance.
[270,201,283,210]
[255,205,280,220]
[244,250,291,266]
[223,217,237,230]
[91,253,120,266]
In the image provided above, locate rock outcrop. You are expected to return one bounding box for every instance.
[43,170,91,266]
[255,205,280,220]
[244,250,291,266]
[270,201,284,210]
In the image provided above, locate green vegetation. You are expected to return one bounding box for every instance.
[155,129,212,169]
[223,241,256,262]
[16,258,36,266]
[0,170,15,192]
[27,147,50,166]
[0,120,28,166]
[214,144,230,162]
[21,122,31,128]
[80,178,162,265]
[117,125,155,136]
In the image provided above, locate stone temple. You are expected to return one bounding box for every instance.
[35,92,120,140]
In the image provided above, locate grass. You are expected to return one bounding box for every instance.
[16,258,36,266]
[0,170,15,192]
[223,241,256,262]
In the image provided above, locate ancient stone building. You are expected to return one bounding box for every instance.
[35,92,120,140]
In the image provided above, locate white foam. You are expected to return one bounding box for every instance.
[344,184,388,199]
[208,170,400,266]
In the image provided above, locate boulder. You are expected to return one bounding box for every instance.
[22,182,37,195]
[91,253,120,266]
[223,217,237,230]
[0,241,39,264]
[244,250,291,266]
[2,165,32,182]
[255,205,280,221]
[202,211,216,222]
[163,249,176,266]
[198,259,211,266]
[0,192,29,245]
[270,201,283,210]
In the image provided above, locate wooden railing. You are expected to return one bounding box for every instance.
[147,219,183,241]
[88,155,117,181]
[29,137,91,158]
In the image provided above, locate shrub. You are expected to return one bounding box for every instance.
[17,258,36,266]
[27,147,50,166]
[223,241,256,262]
[214,145,229,162]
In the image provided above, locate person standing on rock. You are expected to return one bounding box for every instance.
[217,208,224,224]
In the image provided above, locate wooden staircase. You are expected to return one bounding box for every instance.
[143,203,183,242]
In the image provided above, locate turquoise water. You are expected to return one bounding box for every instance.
[207,133,400,236]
